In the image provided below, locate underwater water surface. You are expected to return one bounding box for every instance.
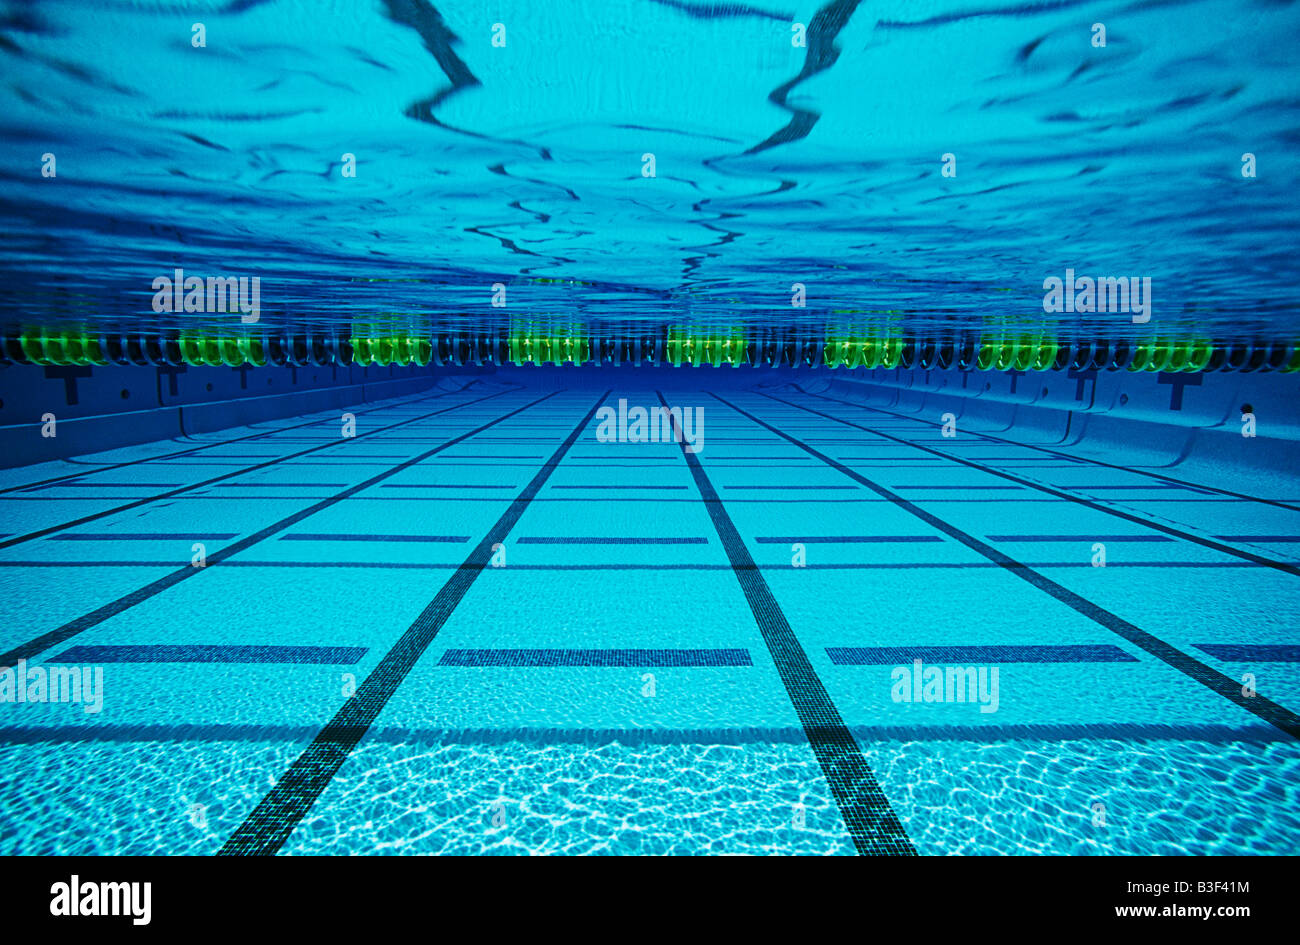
[0,1,1298,858]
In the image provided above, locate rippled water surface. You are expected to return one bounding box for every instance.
[1,0,1297,338]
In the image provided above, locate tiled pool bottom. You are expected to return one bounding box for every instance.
[1,734,1296,855]
[1,383,1298,855]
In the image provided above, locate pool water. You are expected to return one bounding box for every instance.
[0,0,1297,855]
[1,377,1297,855]
[0,0,1297,337]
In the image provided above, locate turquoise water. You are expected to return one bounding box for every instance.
[0,0,1298,855]
[0,0,1298,339]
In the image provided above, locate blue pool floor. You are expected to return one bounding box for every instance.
[0,379,1297,854]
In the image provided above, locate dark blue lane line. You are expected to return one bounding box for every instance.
[655,391,915,856]
[0,391,560,671]
[716,391,1300,741]
[24,482,203,489]
[10,490,1261,506]
[429,437,574,441]
[9,495,825,504]
[439,648,751,667]
[14,477,85,490]
[1215,535,1300,542]
[50,645,367,665]
[379,483,516,489]
[549,484,688,490]
[961,455,1084,462]
[1056,484,1188,491]
[756,390,1300,578]
[795,385,1300,514]
[201,495,885,503]
[0,383,480,495]
[988,534,1174,543]
[48,532,241,541]
[1195,644,1300,662]
[262,437,560,443]
[755,535,941,544]
[893,485,1022,491]
[218,391,611,857]
[279,533,469,543]
[516,536,707,544]
[828,645,1139,665]
[0,560,1268,571]
[152,453,414,461]
[724,484,857,490]
[217,482,349,488]
[305,461,596,468]
[569,462,821,469]
[562,496,1282,504]
[0,386,517,552]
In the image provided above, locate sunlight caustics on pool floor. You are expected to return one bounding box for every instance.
[0,380,1297,855]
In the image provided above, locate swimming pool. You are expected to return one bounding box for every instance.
[0,369,1296,856]
[0,0,1297,858]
